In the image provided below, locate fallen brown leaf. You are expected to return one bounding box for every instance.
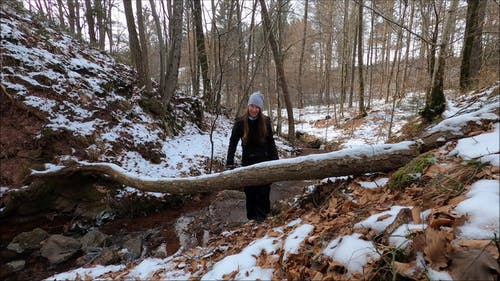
[393,260,424,280]
[423,228,453,269]
[453,239,500,261]
[411,207,422,224]
[448,247,500,281]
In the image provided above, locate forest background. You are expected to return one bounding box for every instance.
[21,0,500,140]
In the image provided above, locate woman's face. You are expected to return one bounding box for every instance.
[248,104,260,118]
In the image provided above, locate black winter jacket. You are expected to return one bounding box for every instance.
[226,116,279,167]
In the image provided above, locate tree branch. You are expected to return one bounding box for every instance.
[353,0,435,46]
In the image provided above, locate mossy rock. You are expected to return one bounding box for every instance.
[387,152,436,190]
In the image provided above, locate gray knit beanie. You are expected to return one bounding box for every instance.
[248,91,264,109]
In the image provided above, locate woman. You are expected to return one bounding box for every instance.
[226,91,279,222]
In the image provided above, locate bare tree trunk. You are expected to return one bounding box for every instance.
[95,0,106,50]
[84,0,97,47]
[324,2,334,120]
[424,2,441,100]
[123,0,146,90]
[348,12,357,109]
[67,0,76,34]
[259,0,295,143]
[56,0,65,29]
[150,0,166,95]
[236,0,245,109]
[388,1,407,140]
[357,0,366,117]
[136,0,152,93]
[422,0,459,122]
[193,0,212,110]
[367,1,375,109]
[297,0,308,109]
[186,5,197,96]
[241,0,258,112]
[460,0,486,92]
[42,0,53,21]
[383,1,395,103]
[340,0,349,116]
[105,0,114,53]
[162,0,184,105]
[381,18,389,101]
[75,0,82,39]
[401,0,415,93]
[210,0,220,111]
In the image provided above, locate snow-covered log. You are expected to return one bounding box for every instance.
[27,142,419,194]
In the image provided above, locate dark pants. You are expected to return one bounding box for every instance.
[244,184,271,222]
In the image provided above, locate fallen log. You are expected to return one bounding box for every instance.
[25,106,499,196]
[27,141,419,194]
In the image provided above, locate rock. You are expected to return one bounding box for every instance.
[0,260,25,279]
[209,190,247,225]
[41,234,81,264]
[92,248,119,265]
[7,228,49,254]
[80,230,108,251]
[122,237,143,261]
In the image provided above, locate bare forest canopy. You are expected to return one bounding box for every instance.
[20,0,499,122]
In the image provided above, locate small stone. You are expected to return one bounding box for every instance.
[41,234,81,264]
[7,228,49,254]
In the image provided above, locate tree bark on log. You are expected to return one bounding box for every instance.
[27,142,419,195]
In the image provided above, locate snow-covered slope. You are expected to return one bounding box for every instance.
[1,3,216,188]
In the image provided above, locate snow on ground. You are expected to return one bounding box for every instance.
[272,95,420,148]
[322,233,380,276]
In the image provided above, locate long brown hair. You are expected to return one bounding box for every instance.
[242,110,268,145]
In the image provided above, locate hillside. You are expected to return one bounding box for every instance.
[1,2,499,281]
[1,2,207,190]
